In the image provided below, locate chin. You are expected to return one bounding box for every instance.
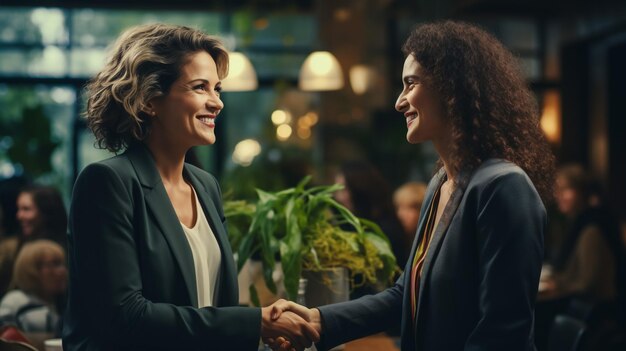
[406,134,423,144]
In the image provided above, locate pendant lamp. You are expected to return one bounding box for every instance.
[298,51,344,91]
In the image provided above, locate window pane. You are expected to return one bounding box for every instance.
[71,9,223,48]
[248,52,307,79]
[0,85,75,200]
[0,7,68,45]
[0,47,67,77]
[499,20,537,52]
[231,13,316,48]
[77,128,112,173]
[518,57,541,80]
[69,48,107,77]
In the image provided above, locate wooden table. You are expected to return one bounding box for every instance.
[343,333,400,351]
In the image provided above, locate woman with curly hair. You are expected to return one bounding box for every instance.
[270,20,554,351]
[61,24,318,351]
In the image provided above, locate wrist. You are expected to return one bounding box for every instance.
[311,308,322,333]
[260,306,272,334]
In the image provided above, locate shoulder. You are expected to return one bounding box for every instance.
[469,159,531,187]
[75,154,136,193]
[0,237,19,256]
[466,159,538,198]
[0,290,29,312]
[466,159,545,215]
[77,154,131,181]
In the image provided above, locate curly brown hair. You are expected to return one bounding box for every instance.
[85,24,229,153]
[402,20,555,203]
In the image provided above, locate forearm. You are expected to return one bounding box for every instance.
[316,284,403,350]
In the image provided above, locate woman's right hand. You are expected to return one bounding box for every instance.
[261,300,320,351]
[264,299,322,350]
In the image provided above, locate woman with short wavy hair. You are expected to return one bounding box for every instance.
[63,24,318,351]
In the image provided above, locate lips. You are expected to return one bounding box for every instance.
[197,115,215,127]
[405,113,417,126]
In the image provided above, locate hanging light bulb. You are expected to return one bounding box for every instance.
[221,52,258,92]
[298,51,344,91]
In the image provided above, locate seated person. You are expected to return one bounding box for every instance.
[0,239,67,335]
[543,164,621,302]
[0,185,67,297]
[535,164,625,350]
[393,181,427,265]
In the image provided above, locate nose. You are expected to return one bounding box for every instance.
[395,91,408,112]
[207,92,224,114]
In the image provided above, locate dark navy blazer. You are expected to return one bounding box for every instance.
[62,144,260,350]
[317,159,545,351]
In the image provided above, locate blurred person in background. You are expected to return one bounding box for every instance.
[535,163,626,349]
[393,181,428,266]
[0,239,67,336]
[0,185,67,298]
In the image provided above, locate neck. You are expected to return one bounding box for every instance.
[433,138,456,184]
[143,137,187,186]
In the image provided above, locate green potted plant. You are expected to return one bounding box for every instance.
[224,176,398,304]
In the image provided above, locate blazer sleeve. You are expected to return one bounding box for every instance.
[68,163,261,350]
[465,171,545,351]
[315,273,404,351]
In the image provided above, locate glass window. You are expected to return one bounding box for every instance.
[71,9,223,48]
[0,48,68,77]
[247,52,308,79]
[0,85,75,200]
[0,7,67,45]
[1,6,316,201]
[77,128,113,173]
[231,13,316,48]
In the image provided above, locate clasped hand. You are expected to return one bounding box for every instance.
[261,299,322,351]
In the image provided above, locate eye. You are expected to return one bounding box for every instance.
[193,84,208,91]
[214,85,222,96]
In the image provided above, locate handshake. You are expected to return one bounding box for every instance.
[260,299,321,351]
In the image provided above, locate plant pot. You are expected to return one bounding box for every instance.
[301,268,349,351]
[302,267,349,308]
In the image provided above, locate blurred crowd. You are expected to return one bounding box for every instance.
[0,161,625,348]
[0,182,68,347]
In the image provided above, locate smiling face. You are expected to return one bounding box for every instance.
[38,250,67,298]
[395,55,447,145]
[148,50,224,150]
[16,192,39,237]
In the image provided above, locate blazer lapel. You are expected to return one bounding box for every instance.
[401,168,446,350]
[126,144,199,307]
[414,170,469,322]
[184,166,236,306]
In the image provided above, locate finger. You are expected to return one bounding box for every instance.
[279,340,292,351]
[270,299,290,320]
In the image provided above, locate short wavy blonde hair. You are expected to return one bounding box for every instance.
[86,23,229,153]
[12,239,65,296]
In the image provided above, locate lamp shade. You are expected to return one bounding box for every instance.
[299,51,344,91]
[221,52,258,92]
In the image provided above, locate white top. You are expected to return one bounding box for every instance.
[180,188,222,308]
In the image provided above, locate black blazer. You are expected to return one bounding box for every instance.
[316,159,545,351]
[62,144,261,351]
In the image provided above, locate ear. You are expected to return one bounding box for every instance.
[142,99,159,117]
